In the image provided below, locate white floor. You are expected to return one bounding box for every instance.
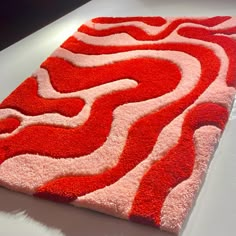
[0,0,236,235]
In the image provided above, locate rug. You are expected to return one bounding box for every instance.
[0,16,236,234]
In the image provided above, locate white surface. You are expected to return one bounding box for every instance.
[0,0,236,235]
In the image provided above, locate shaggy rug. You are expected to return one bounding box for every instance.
[0,16,236,234]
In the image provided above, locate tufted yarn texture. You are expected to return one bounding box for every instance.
[1,16,236,234]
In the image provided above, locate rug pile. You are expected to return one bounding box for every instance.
[0,16,236,234]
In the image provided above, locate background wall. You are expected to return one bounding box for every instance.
[0,0,90,50]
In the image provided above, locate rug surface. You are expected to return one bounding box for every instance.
[0,16,236,234]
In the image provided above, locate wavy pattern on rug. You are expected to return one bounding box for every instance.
[0,16,236,234]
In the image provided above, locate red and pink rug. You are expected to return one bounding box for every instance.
[0,16,236,234]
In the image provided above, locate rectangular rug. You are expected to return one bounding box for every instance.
[0,16,236,234]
